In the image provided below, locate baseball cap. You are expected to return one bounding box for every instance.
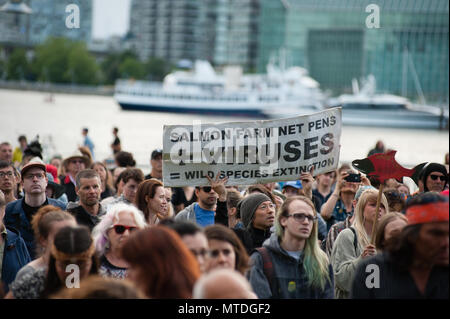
[151,149,163,160]
[21,157,46,179]
[282,180,303,190]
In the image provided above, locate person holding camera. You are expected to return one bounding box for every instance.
[320,170,368,232]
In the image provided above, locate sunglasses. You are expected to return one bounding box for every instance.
[112,225,137,234]
[429,174,446,182]
[201,186,213,193]
[287,213,317,223]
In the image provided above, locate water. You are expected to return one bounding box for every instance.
[1,89,448,172]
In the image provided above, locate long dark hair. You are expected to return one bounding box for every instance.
[41,226,99,298]
[135,179,164,221]
[385,192,448,270]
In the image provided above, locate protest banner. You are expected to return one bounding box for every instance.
[162,107,342,187]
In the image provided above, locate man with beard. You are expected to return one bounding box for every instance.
[175,174,228,227]
[351,192,448,298]
[4,158,66,258]
[320,170,361,232]
[67,169,105,230]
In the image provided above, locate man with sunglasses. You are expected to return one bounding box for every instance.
[419,163,448,193]
[67,169,105,231]
[175,174,228,227]
[4,158,66,259]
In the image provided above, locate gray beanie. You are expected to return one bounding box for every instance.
[237,193,272,229]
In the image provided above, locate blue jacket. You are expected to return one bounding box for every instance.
[5,198,66,259]
[1,228,31,292]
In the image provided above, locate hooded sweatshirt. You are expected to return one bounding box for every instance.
[248,233,334,299]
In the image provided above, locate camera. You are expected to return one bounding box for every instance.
[344,173,361,183]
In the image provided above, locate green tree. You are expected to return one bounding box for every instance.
[66,43,99,85]
[146,57,172,81]
[118,57,145,79]
[101,50,138,84]
[34,37,72,83]
[0,58,5,80]
[6,48,33,80]
[33,37,100,84]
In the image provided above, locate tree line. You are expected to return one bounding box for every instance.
[0,37,172,85]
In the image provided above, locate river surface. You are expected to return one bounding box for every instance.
[1,88,448,172]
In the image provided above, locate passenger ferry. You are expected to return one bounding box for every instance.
[114,60,325,118]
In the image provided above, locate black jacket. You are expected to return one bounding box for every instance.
[233,226,271,255]
[67,204,106,231]
[60,175,77,202]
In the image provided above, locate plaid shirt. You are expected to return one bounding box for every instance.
[325,216,352,257]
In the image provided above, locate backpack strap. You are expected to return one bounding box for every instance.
[349,227,358,253]
[255,247,278,298]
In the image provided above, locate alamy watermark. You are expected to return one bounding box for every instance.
[365,4,380,29]
[65,4,80,29]
[365,264,380,289]
[65,264,80,288]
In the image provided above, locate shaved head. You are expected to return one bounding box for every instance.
[193,268,257,299]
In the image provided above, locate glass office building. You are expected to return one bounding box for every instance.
[257,0,449,103]
[0,0,92,46]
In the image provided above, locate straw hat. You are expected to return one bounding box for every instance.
[62,150,91,168]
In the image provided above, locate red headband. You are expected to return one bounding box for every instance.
[406,202,449,225]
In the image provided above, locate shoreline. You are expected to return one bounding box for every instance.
[0,80,114,96]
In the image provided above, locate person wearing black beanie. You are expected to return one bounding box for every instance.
[420,163,448,193]
[233,193,276,254]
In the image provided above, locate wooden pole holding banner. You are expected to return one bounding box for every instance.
[370,184,384,245]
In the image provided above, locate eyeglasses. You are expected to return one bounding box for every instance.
[0,171,14,179]
[209,248,232,258]
[429,174,446,182]
[112,225,137,234]
[24,173,45,180]
[258,203,276,210]
[70,159,85,164]
[287,213,317,223]
[201,186,212,193]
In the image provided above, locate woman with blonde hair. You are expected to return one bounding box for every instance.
[248,196,334,298]
[331,188,389,298]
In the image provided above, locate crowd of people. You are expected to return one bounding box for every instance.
[0,135,448,299]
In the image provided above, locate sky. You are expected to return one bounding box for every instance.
[92,0,131,39]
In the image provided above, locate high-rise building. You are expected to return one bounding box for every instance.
[129,0,204,63]
[213,0,259,70]
[0,0,92,46]
[257,0,449,103]
[28,0,92,45]
[129,0,259,70]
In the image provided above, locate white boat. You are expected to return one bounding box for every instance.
[114,60,325,118]
[326,75,449,130]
